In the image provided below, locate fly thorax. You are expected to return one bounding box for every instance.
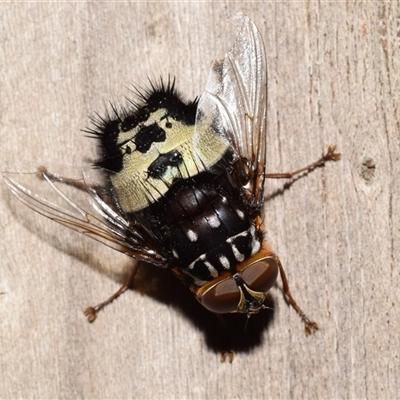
[109,109,229,214]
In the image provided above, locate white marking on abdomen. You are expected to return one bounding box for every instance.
[207,213,221,228]
[186,229,198,242]
[231,243,245,262]
[235,208,245,220]
[219,255,230,270]
[204,260,219,278]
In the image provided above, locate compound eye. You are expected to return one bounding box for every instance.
[241,257,279,293]
[200,278,240,314]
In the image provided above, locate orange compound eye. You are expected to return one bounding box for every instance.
[241,257,279,293]
[200,278,240,314]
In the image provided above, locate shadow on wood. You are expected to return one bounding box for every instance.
[132,261,275,356]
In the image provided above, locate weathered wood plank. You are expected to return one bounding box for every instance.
[1,2,398,398]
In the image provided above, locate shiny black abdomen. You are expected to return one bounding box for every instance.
[138,169,260,283]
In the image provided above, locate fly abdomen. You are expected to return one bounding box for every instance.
[145,171,263,285]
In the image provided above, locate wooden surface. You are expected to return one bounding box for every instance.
[1,2,399,399]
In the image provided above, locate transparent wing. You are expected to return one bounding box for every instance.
[3,164,166,266]
[195,13,268,207]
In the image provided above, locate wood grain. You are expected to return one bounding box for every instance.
[1,2,399,399]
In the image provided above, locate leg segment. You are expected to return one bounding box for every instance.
[84,263,139,323]
[266,145,340,179]
[276,258,319,335]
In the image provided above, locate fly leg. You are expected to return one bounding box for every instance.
[84,262,139,322]
[36,165,99,192]
[37,166,141,322]
[275,257,319,335]
[266,145,340,179]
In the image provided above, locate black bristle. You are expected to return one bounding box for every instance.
[85,77,198,174]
